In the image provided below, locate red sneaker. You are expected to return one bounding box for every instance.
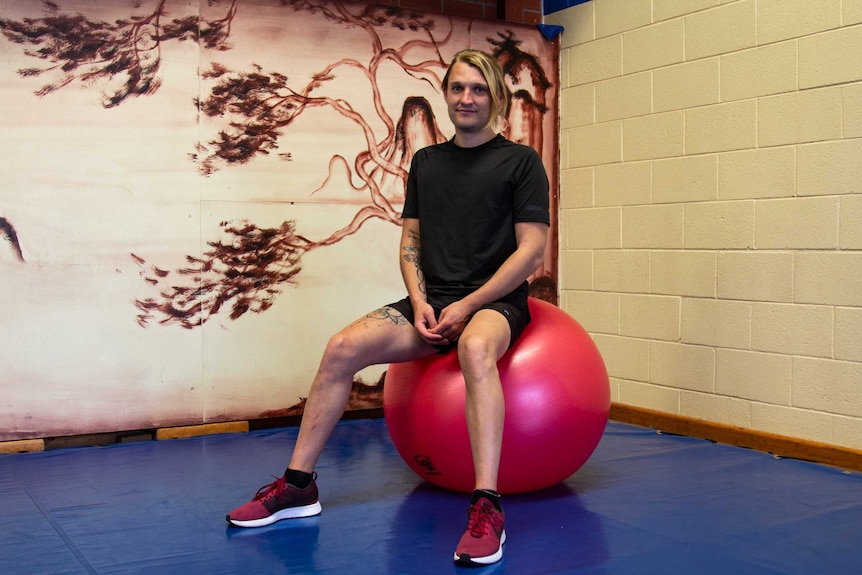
[454,496,506,566]
[226,473,322,528]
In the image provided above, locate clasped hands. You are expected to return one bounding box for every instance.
[413,299,474,347]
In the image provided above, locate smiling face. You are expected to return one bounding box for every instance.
[444,61,497,147]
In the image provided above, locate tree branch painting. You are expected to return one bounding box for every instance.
[1,0,555,329]
[0,0,238,108]
[0,0,557,438]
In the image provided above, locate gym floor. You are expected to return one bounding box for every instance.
[2,418,860,574]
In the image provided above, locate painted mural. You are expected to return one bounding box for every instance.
[0,0,559,440]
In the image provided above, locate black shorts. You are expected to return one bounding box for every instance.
[385,292,531,354]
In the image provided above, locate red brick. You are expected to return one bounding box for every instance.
[442,0,490,19]
[484,3,503,19]
[397,0,445,14]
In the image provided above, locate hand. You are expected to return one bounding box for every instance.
[413,302,447,346]
[429,300,473,344]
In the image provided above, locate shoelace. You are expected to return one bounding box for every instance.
[467,501,498,537]
[252,471,317,501]
[252,476,286,501]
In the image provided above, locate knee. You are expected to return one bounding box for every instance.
[321,329,364,372]
[457,333,497,376]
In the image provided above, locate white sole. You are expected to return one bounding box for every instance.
[229,501,322,528]
[454,530,506,565]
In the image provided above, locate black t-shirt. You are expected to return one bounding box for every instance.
[401,134,550,308]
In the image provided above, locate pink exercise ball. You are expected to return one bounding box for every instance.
[383,297,610,494]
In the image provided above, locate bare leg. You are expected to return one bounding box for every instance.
[456,310,511,492]
[289,307,435,473]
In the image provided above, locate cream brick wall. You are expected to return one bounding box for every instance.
[547,0,862,450]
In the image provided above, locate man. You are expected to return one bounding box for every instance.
[226,49,550,567]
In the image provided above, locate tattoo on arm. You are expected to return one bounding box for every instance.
[402,229,426,295]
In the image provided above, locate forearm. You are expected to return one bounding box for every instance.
[399,218,427,307]
[461,222,548,312]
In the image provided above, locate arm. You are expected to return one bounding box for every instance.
[432,221,549,342]
[399,218,445,345]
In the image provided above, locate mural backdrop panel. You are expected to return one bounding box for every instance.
[0,0,559,440]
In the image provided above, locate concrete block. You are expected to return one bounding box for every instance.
[652,155,718,204]
[716,348,792,404]
[617,379,681,413]
[651,250,716,298]
[650,341,715,392]
[565,206,621,249]
[595,161,651,206]
[560,167,594,209]
[757,0,842,45]
[565,289,620,334]
[795,252,862,306]
[653,0,719,22]
[568,121,623,167]
[719,41,797,102]
[843,82,862,138]
[686,100,757,154]
[718,147,796,200]
[751,403,834,445]
[840,194,862,249]
[595,249,650,293]
[620,294,681,341]
[799,25,862,89]
[570,35,623,86]
[596,72,652,122]
[685,0,756,60]
[797,139,862,197]
[755,196,839,250]
[846,0,862,24]
[681,297,751,349]
[758,87,843,147]
[561,83,594,129]
[623,111,685,161]
[751,303,834,358]
[559,250,594,290]
[793,357,862,418]
[680,391,751,427]
[592,333,650,381]
[684,200,755,249]
[622,204,685,248]
[595,0,652,38]
[833,414,862,451]
[623,18,685,74]
[835,307,862,362]
[717,251,794,302]
[654,58,720,113]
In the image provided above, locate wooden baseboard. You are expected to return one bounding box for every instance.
[7,406,858,474]
[0,438,45,454]
[155,421,249,440]
[610,403,862,473]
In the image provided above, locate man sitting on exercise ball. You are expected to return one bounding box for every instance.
[226,48,550,567]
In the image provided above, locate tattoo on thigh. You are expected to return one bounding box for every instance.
[357,307,410,326]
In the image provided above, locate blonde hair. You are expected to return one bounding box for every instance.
[442,49,511,132]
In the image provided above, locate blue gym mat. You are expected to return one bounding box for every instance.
[1,419,860,574]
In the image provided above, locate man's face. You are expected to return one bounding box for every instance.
[444,62,494,134]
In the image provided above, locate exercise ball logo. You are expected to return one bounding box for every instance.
[414,454,442,476]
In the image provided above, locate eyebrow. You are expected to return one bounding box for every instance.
[449,81,488,89]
